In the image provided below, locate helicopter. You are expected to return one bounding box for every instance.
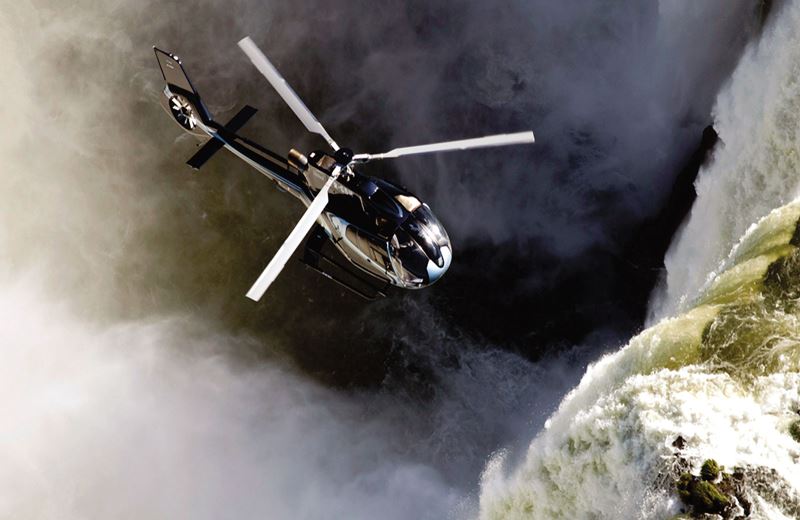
[154,37,535,301]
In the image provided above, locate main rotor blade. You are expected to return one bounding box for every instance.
[238,36,339,151]
[351,131,535,163]
[246,173,338,301]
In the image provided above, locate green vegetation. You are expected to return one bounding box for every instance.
[675,460,737,517]
[790,419,800,443]
[700,459,722,481]
[677,471,729,515]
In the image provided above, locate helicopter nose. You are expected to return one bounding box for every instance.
[426,245,452,284]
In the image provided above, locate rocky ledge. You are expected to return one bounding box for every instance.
[666,435,800,519]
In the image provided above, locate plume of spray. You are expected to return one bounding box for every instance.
[0,275,590,519]
[0,275,467,519]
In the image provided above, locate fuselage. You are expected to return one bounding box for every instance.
[160,86,452,290]
[302,150,452,288]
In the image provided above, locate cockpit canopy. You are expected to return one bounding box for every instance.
[305,151,452,286]
[390,202,452,286]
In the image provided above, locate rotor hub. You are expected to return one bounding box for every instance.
[333,147,354,165]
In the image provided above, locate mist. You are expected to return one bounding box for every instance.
[0,278,458,519]
[0,0,769,518]
[2,269,601,518]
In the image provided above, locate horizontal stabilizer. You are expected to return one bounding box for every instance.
[186,105,258,170]
[187,138,225,170]
[221,104,258,133]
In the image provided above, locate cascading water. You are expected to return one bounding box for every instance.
[654,1,800,320]
[480,203,800,518]
[479,3,800,518]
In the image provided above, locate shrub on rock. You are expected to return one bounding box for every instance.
[677,471,729,515]
[789,419,800,443]
[701,459,722,481]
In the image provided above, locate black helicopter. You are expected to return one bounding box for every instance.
[154,37,534,301]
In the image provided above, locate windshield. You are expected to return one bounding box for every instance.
[404,218,442,266]
[389,204,451,286]
[412,204,449,247]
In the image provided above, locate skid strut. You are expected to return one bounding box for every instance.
[300,226,388,300]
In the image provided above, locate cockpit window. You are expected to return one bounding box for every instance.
[412,204,450,247]
[389,202,451,285]
[404,218,442,265]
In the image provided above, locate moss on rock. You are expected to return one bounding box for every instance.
[701,459,722,481]
[790,419,800,443]
[690,481,729,513]
[677,469,729,516]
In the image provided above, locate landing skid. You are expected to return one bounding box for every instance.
[300,226,389,300]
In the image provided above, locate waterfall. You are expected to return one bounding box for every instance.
[480,4,800,517]
[654,1,800,320]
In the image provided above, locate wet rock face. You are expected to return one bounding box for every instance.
[676,459,735,517]
[666,449,800,519]
[664,442,749,519]
[677,473,729,515]
[747,468,800,519]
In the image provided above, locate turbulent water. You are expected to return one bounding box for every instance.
[480,3,800,518]
[480,203,800,518]
[1,1,799,519]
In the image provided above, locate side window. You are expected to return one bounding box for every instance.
[369,245,390,270]
[347,226,390,270]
